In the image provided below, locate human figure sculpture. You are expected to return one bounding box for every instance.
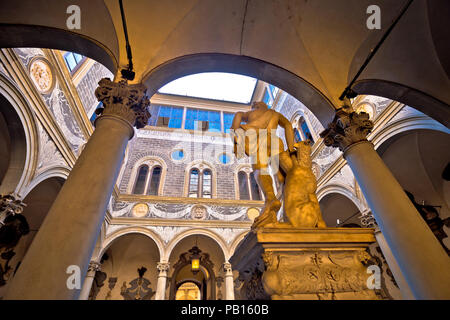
[230,101,326,228]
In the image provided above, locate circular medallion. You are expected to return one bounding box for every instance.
[191,205,208,220]
[246,208,260,222]
[29,58,54,94]
[132,203,149,218]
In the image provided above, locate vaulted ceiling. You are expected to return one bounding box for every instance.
[0,0,449,126]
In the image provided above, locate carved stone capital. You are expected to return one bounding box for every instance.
[0,194,26,225]
[157,262,170,273]
[320,109,374,152]
[223,262,233,274]
[87,261,101,273]
[94,78,151,129]
[360,212,380,232]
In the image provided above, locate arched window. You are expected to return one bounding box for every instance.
[294,128,302,143]
[238,171,250,200]
[202,169,212,198]
[298,117,314,143]
[189,169,200,198]
[249,172,262,201]
[147,166,162,196]
[133,165,149,194]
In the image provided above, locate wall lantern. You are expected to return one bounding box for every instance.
[189,245,202,275]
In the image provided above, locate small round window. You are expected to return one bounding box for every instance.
[171,149,184,160]
[219,153,230,164]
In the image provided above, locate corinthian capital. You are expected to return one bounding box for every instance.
[360,212,380,232]
[87,261,102,273]
[157,262,170,273]
[320,109,374,152]
[0,194,26,225]
[94,78,151,129]
[223,262,232,274]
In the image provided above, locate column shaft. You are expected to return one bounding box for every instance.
[78,261,101,300]
[223,262,235,300]
[155,275,167,300]
[5,116,132,299]
[155,262,169,300]
[374,230,414,300]
[345,141,450,299]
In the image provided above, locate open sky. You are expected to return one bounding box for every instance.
[158,72,257,104]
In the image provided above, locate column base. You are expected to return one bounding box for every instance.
[230,227,379,300]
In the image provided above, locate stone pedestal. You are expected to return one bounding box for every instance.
[230,227,379,300]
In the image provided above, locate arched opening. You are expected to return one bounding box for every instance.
[168,234,225,300]
[352,80,450,128]
[147,166,162,196]
[0,94,27,194]
[319,193,362,228]
[188,168,200,198]
[175,280,202,300]
[377,129,450,252]
[0,176,65,298]
[238,171,250,200]
[143,53,336,127]
[132,165,149,195]
[91,233,161,300]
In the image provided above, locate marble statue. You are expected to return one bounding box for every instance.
[282,141,326,228]
[231,101,325,228]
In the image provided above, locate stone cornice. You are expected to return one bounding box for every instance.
[109,216,252,229]
[117,194,264,207]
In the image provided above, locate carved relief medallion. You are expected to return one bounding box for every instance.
[246,208,260,222]
[29,58,54,94]
[190,205,208,220]
[132,203,149,218]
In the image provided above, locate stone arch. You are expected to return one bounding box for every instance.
[317,184,364,212]
[3,175,66,291]
[371,116,450,152]
[143,53,336,127]
[21,166,70,198]
[318,188,364,227]
[234,164,253,200]
[228,230,250,259]
[0,74,39,197]
[126,155,168,196]
[352,79,450,128]
[165,228,228,262]
[97,227,165,263]
[0,1,118,72]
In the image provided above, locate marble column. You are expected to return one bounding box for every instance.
[5,79,151,299]
[78,261,101,300]
[360,213,414,299]
[321,108,450,299]
[223,262,235,300]
[155,262,170,300]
